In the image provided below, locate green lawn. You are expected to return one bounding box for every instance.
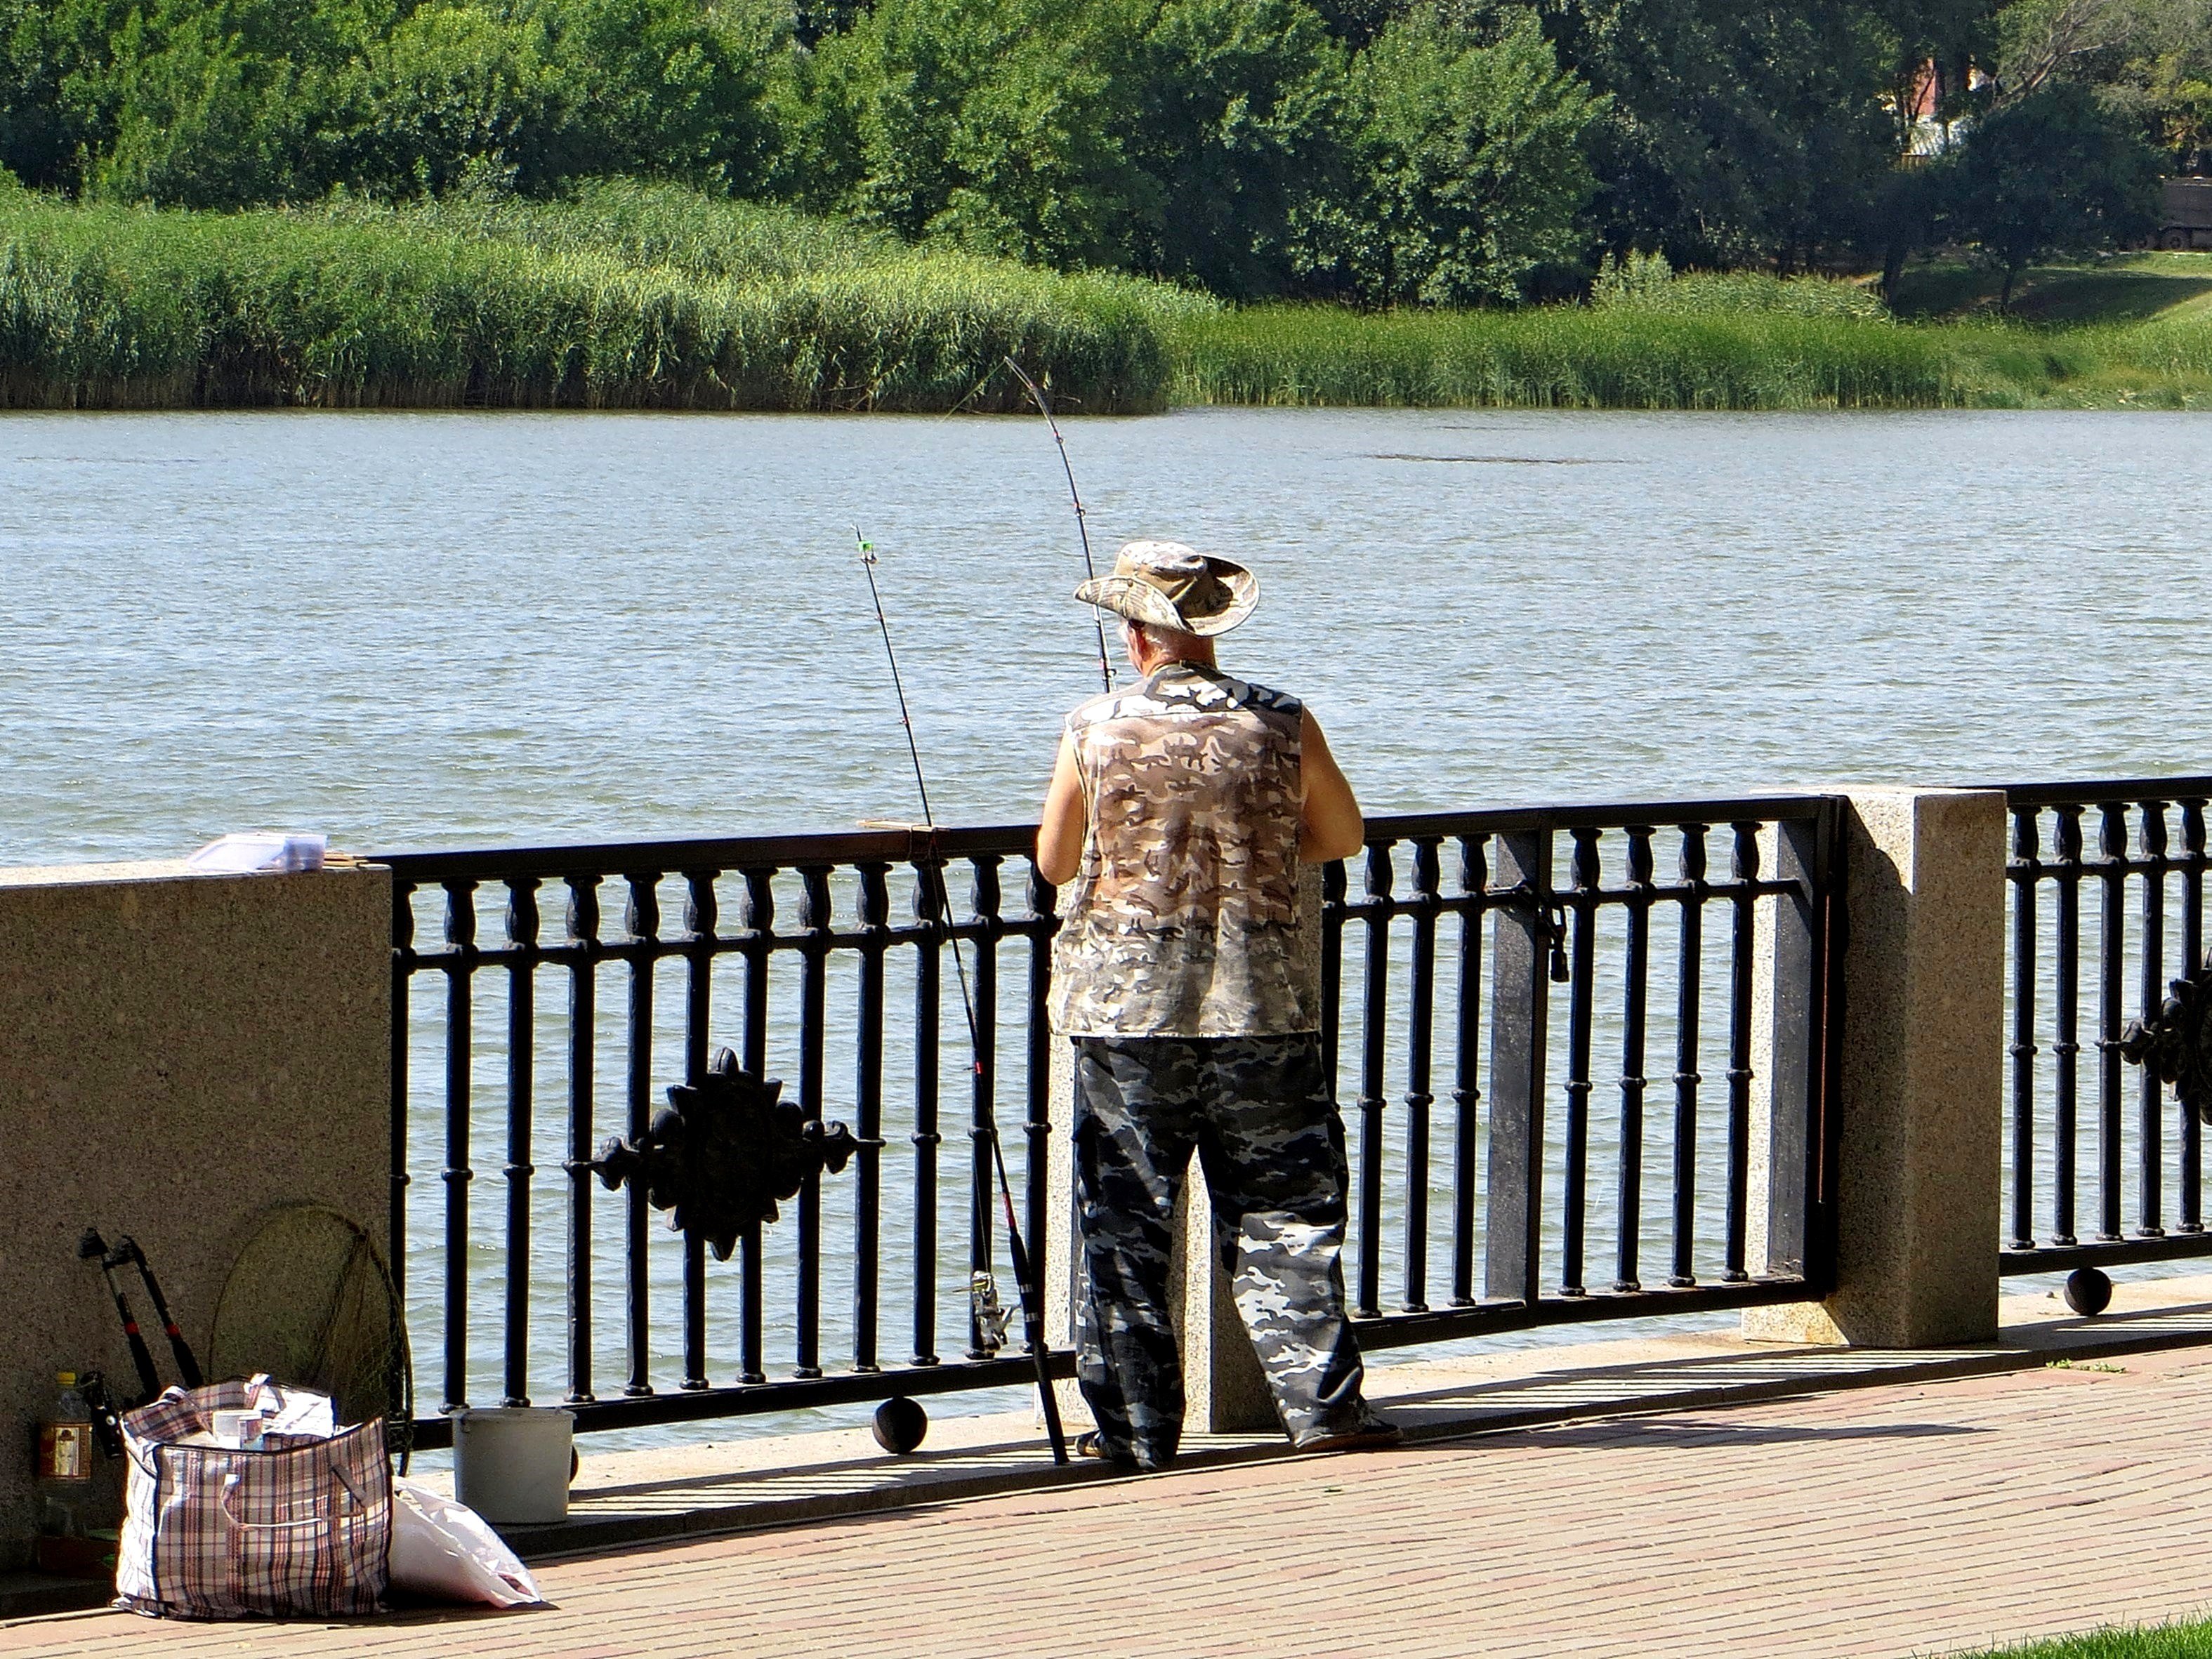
[1890,252,2212,324]
[1955,1618,2212,1657]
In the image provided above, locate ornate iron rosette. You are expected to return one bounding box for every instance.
[592,1047,860,1260]
[2119,952,2212,1125]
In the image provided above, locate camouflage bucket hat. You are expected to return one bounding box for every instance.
[1074,539,1258,637]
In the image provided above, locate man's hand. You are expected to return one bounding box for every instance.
[1036,734,1086,887]
[1300,711,1364,864]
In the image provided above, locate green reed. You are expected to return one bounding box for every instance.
[1167,304,2212,410]
[0,194,1184,413]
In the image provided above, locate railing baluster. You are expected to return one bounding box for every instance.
[502,878,539,1406]
[2185,800,2206,1234]
[1355,842,1393,1320]
[440,881,478,1415]
[1560,828,1600,1297]
[2053,805,2083,1246]
[2008,811,2039,1252]
[680,871,717,1390]
[737,869,774,1384]
[1321,861,1346,1084]
[1483,830,1551,1308]
[1669,826,1706,1287]
[2098,803,2126,1242]
[911,860,943,1368]
[853,862,890,1374]
[964,856,1001,1360]
[1023,864,1057,1338]
[796,865,832,1379]
[1723,824,1759,1283]
[2138,803,2168,1238]
[1614,827,1654,1294]
[1449,835,1487,1308]
[389,884,414,1323]
[621,872,659,1397]
[1404,839,1440,1314]
[563,876,599,1403]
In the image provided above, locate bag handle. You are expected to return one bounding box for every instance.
[218,1470,348,1531]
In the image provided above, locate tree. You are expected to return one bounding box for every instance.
[776,0,1343,290]
[1122,0,1345,296]
[1322,6,1600,303]
[784,0,1150,266]
[1537,0,1903,270]
[1947,79,2164,306]
[1996,0,2212,168]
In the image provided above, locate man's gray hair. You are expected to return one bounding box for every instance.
[1130,618,1206,654]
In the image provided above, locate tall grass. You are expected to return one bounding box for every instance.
[1171,303,2212,411]
[1168,305,1963,409]
[0,192,1189,412]
[1591,249,1888,320]
[316,180,904,282]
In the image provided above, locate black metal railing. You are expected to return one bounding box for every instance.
[380,795,1841,1448]
[2001,777,2212,1274]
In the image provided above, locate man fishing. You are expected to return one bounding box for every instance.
[1035,538,1401,1471]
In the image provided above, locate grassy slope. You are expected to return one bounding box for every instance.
[1958,1618,2212,1657]
[1890,252,2212,324]
[1173,256,2212,411]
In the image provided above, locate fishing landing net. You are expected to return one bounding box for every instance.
[206,1204,414,1464]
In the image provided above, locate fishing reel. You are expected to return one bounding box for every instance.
[969,1271,1013,1354]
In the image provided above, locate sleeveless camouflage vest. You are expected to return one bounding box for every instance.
[1049,662,1315,1038]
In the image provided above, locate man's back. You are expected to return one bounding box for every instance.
[1050,660,1315,1040]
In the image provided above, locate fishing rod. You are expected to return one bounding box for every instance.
[854,527,1069,1467]
[79,1228,162,1403]
[1002,357,1113,695]
[117,1235,202,1388]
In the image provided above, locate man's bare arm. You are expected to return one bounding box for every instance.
[1036,734,1086,887]
[1300,710,1364,864]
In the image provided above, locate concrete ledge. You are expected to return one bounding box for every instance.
[0,860,391,1570]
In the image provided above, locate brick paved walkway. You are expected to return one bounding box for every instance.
[10,1344,2212,1659]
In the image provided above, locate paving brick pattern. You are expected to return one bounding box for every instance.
[9,1347,2212,1659]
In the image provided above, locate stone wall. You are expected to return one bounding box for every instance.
[0,861,390,1569]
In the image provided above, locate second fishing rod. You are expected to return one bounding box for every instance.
[854,527,1069,1466]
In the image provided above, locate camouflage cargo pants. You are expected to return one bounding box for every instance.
[1072,1033,1383,1469]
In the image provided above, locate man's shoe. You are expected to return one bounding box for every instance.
[1295,1418,1404,1455]
[1076,1430,1142,1469]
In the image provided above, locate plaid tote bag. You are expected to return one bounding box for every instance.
[114,1376,391,1620]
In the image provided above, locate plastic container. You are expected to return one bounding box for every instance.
[453,1407,574,1525]
[38,1373,93,1485]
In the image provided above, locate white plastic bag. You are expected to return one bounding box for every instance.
[187,832,327,874]
[388,1479,544,1608]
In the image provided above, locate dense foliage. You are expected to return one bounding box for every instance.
[0,0,2200,303]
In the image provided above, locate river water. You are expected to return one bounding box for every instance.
[8,407,2211,868]
[7,408,2211,1450]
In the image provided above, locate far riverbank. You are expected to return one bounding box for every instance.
[3,187,2207,414]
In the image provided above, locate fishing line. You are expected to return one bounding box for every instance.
[853,527,1070,1466]
[1003,357,1113,695]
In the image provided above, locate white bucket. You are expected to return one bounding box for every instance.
[453,1407,574,1525]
